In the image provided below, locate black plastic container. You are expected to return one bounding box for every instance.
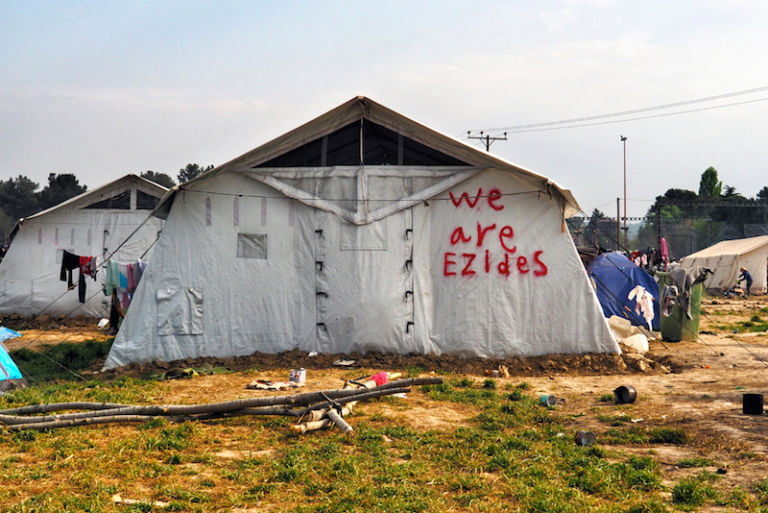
[614,385,637,404]
[743,393,764,415]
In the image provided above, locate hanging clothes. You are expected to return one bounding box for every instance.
[133,259,144,286]
[60,250,80,288]
[118,264,128,289]
[628,285,655,331]
[659,237,669,271]
[668,267,713,319]
[661,285,679,316]
[126,263,136,291]
[79,256,98,279]
[105,260,121,296]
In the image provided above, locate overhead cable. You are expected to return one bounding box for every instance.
[470,85,768,133]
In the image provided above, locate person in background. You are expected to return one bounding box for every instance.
[109,291,125,335]
[737,267,753,297]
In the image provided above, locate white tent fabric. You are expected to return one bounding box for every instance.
[679,235,768,294]
[0,175,166,317]
[104,97,618,368]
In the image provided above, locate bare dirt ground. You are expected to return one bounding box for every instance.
[4,295,768,506]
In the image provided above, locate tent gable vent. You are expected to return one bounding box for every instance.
[256,119,469,168]
[136,190,161,210]
[84,190,130,210]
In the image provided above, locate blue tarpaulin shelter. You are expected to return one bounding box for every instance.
[0,327,24,392]
[587,252,660,331]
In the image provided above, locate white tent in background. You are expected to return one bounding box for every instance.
[679,235,768,294]
[0,175,166,317]
[104,96,618,368]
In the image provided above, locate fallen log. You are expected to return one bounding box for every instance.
[291,406,354,434]
[0,377,443,432]
[5,415,171,432]
[0,402,128,415]
[325,408,353,434]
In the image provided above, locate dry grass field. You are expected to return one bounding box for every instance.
[2,295,768,512]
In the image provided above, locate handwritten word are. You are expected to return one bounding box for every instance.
[450,223,516,252]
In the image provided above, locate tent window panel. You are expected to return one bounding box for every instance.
[84,190,131,210]
[136,190,160,210]
[237,233,268,259]
[340,219,387,251]
[156,288,204,336]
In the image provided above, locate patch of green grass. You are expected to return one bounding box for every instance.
[648,427,689,445]
[601,426,689,445]
[597,413,632,426]
[599,393,615,402]
[754,478,768,505]
[482,378,496,389]
[625,498,670,513]
[145,423,196,451]
[719,319,768,333]
[677,456,716,468]
[406,365,426,378]
[450,377,474,388]
[10,339,113,382]
[672,473,720,508]
[602,427,649,444]
[0,377,159,411]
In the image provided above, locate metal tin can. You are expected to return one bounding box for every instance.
[289,368,306,384]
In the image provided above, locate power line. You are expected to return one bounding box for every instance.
[498,96,768,134]
[470,85,768,133]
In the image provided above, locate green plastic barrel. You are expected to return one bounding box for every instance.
[657,271,704,342]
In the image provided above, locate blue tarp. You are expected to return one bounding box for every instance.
[587,252,660,331]
[0,327,23,385]
[0,326,22,343]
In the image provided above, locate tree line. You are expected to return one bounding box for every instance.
[0,164,213,242]
[571,166,768,255]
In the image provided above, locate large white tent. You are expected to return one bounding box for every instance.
[104,97,618,368]
[679,235,768,294]
[0,175,166,317]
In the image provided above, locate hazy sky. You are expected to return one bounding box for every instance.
[2,0,767,219]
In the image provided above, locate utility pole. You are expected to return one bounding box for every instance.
[620,135,628,248]
[467,131,507,152]
[616,198,621,251]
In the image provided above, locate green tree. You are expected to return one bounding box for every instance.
[37,173,87,210]
[698,166,722,198]
[0,209,14,243]
[177,163,214,183]
[757,186,768,201]
[140,170,176,188]
[583,209,615,249]
[646,188,699,219]
[721,184,742,199]
[0,175,40,221]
